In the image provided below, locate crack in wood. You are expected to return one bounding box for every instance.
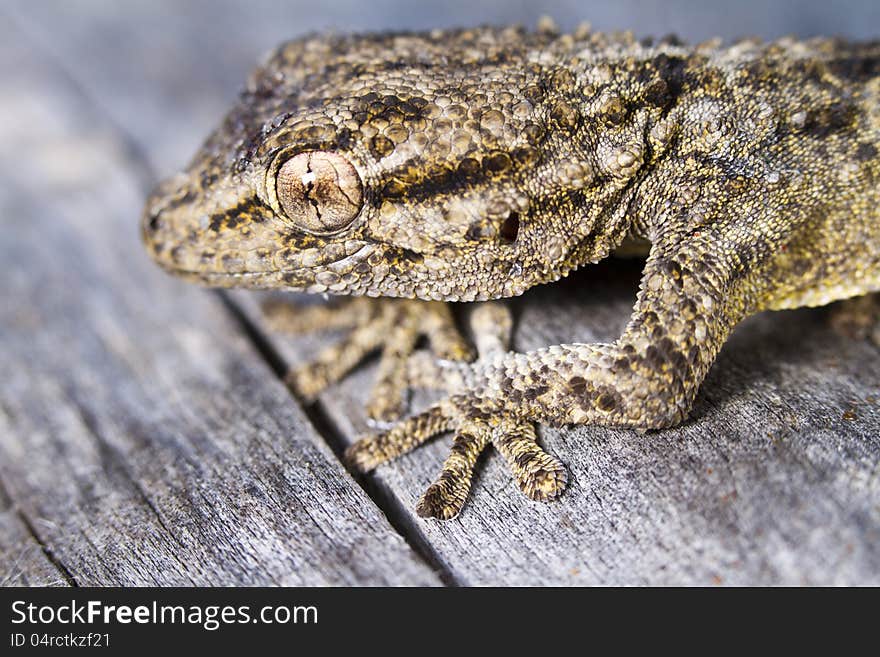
[216,291,459,586]
[1,12,442,586]
[0,476,79,587]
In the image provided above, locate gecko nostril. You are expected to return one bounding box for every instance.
[147,211,162,232]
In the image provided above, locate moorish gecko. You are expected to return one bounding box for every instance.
[142,22,880,519]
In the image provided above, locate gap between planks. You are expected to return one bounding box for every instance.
[217,293,461,586]
[0,476,79,587]
[4,10,456,587]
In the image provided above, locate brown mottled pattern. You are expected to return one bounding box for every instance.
[142,23,879,518]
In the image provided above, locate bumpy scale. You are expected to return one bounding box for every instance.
[142,22,880,519]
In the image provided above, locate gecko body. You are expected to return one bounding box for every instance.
[143,24,880,518]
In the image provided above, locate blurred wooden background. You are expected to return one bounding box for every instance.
[1,1,878,586]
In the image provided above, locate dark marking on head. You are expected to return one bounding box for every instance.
[200,172,219,189]
[568,376,587,395]
[643,78,672,108]
[791,59,827,85]
[379,159,500,203]
[595,386,622,413]
[856,142,878,162]
[161,190,196,213]
[208,197,269,232]
[549,100,580,131]
[804,102,859,139]
[370,135,395,159]
[398,247,424,263]
[827,53,880,83]
[600,96,628,126]
[651,53,689,100]
[483,152,513,176]
[358,91,434,125]
[524,385,549,401]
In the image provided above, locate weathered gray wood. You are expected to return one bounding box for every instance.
[240,265,880,585]
[6,0,880,586]
[0,485,68,587]
[0,19,439,586]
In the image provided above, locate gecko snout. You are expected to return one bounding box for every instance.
[140,174,202,273]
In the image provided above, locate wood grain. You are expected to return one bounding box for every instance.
[242,264,880,585]
[0,17,439,586]
[0,484,68,587]
[4,1,879,586]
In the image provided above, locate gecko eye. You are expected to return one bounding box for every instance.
[273,151,363,234]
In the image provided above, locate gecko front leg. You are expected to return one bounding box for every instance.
[263,297,474,422]
[348,218,767,519]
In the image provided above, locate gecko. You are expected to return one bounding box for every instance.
[142,21,880,519]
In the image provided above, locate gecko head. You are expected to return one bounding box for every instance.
[143,30,655,301]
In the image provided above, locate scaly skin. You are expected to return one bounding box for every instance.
[142,22,880,519]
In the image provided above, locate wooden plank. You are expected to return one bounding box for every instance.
[0,20,440,587]
[0,485,68,587]
[13,1,880,585]
[238,262,880,585]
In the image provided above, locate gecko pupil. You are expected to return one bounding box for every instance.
[275,151,363,234]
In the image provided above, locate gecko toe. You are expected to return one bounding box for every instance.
[416,483,463,520]
[264,297,474,418]
[517,455,569,502]
[352,394,568,519]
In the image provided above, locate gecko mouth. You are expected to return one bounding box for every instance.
[152,242,378,291]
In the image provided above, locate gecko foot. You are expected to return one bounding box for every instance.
[345,302,568,520]
[262,296,474,422]
[345,398,567,519]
